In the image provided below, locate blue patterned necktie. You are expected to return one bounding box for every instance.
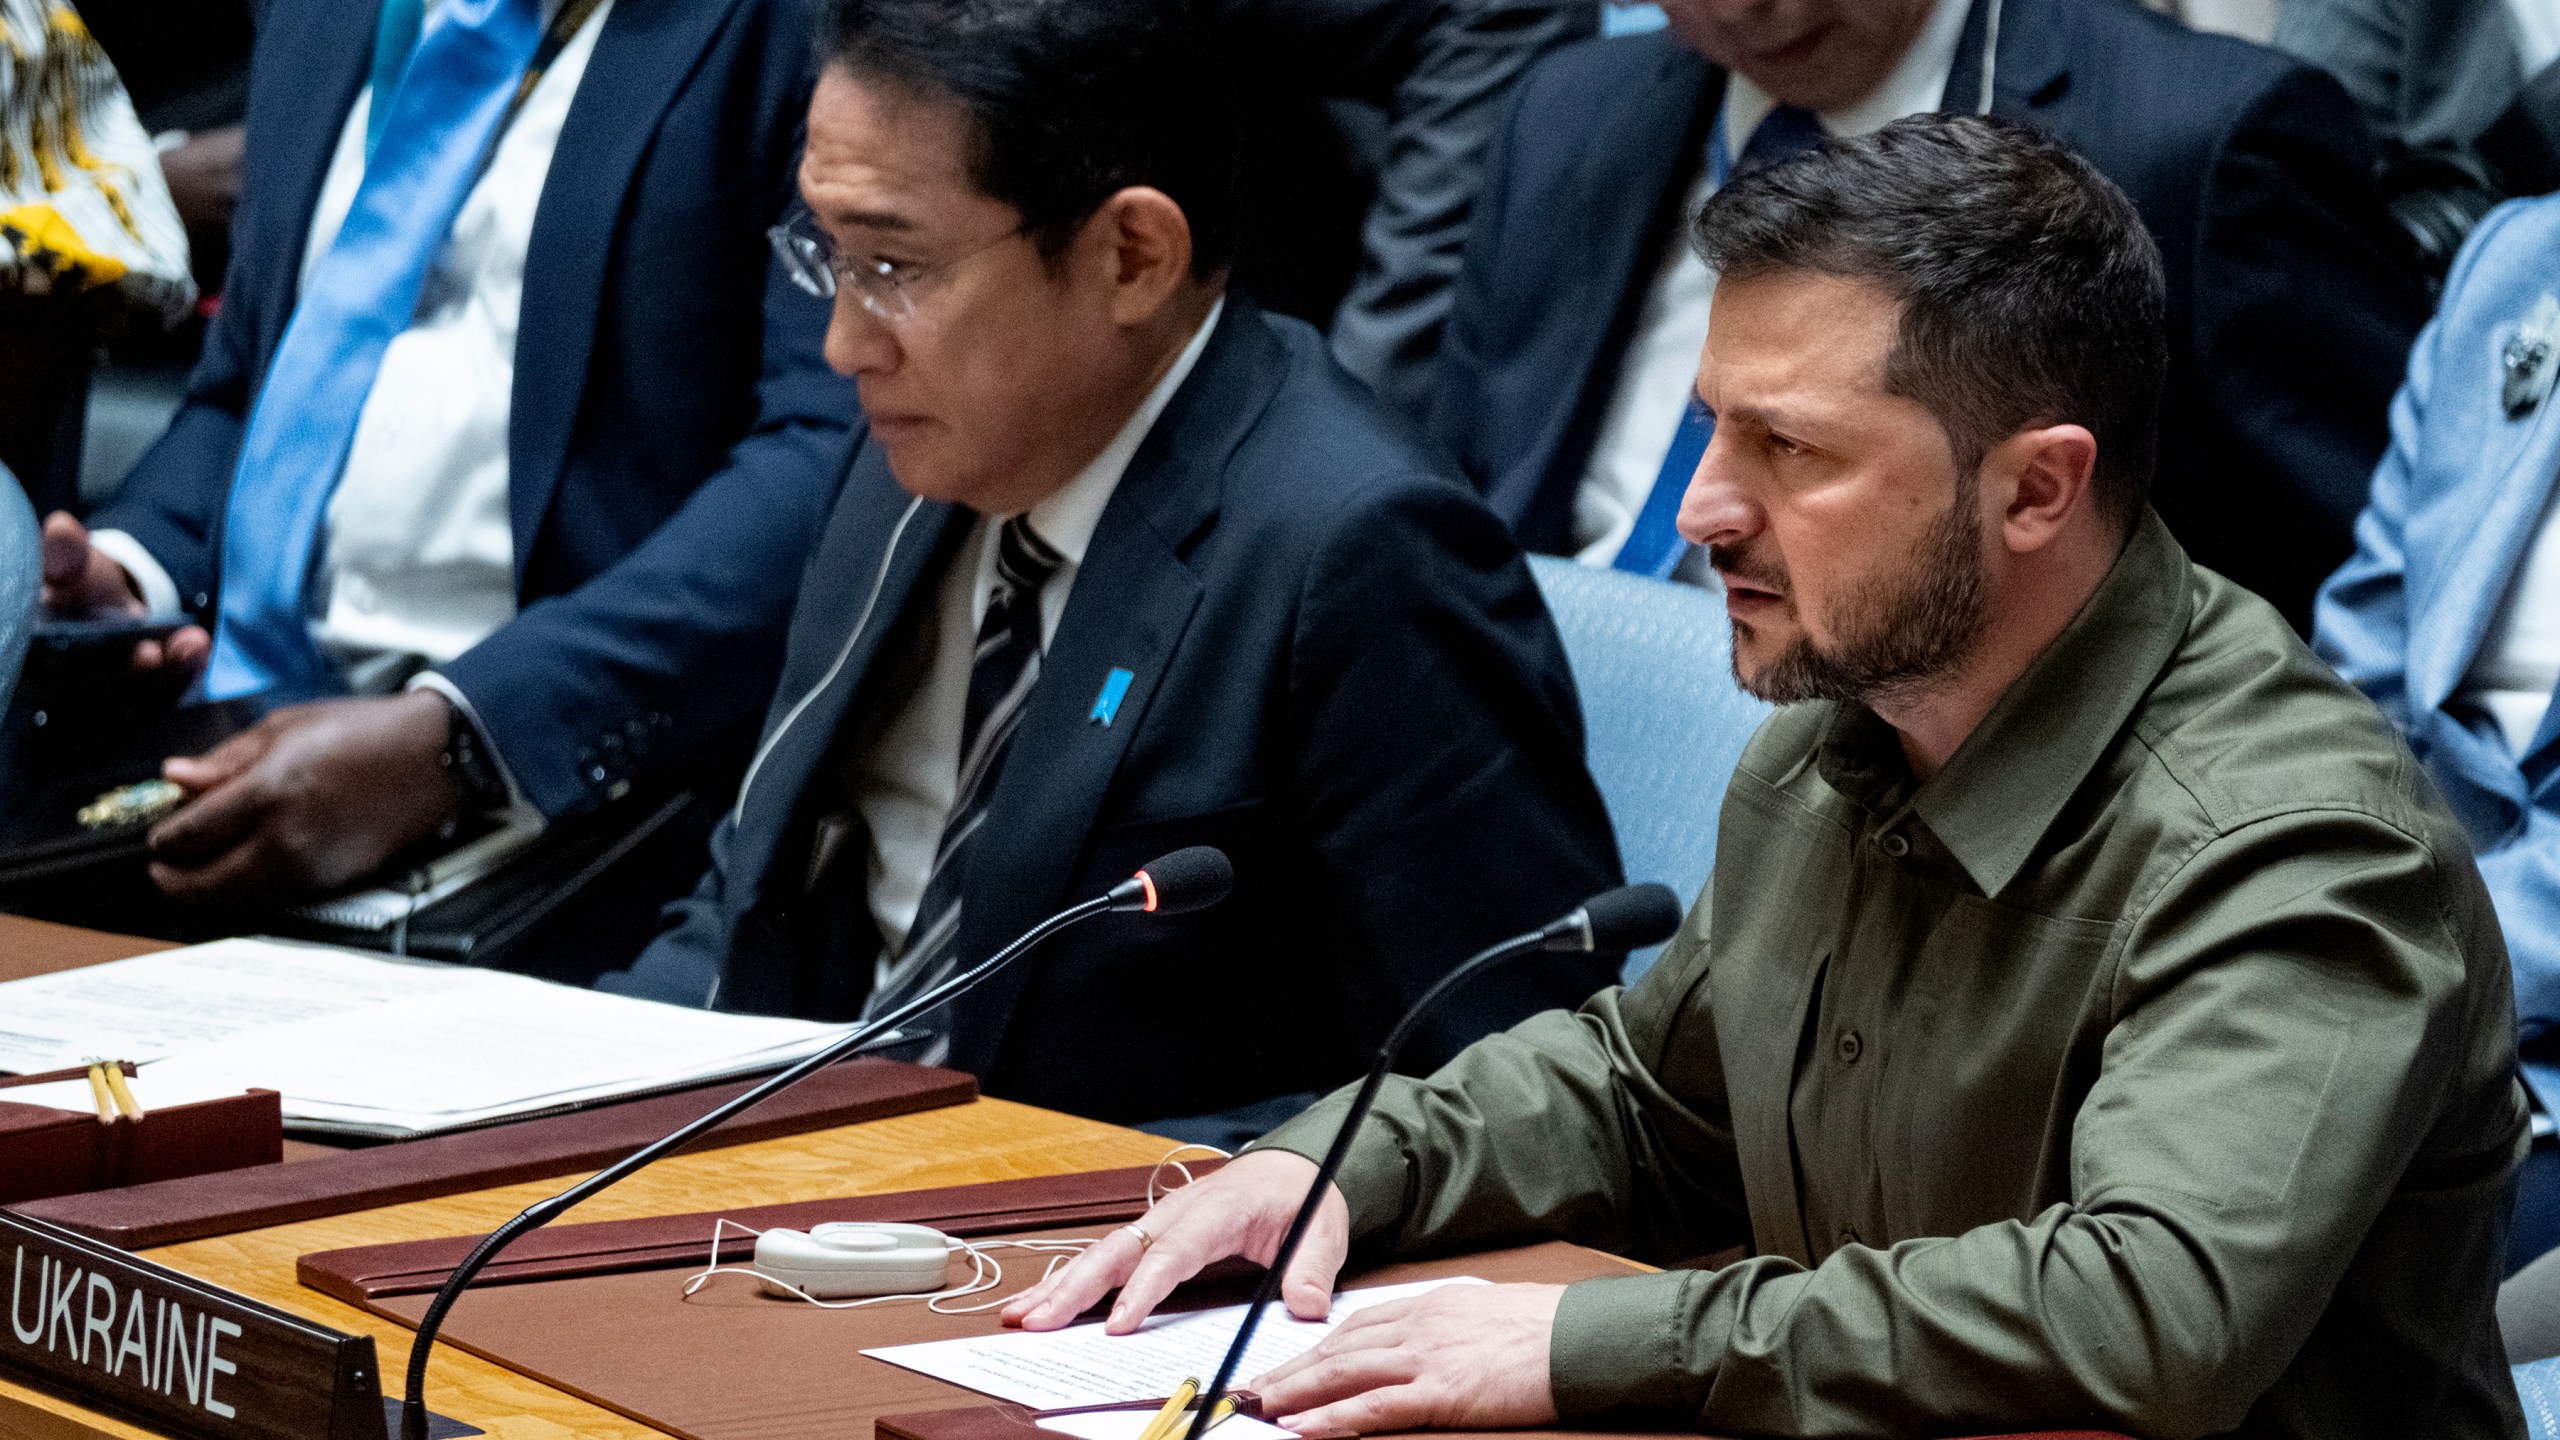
[1614,103,1829,580]
[204,0,544,702]
[864,517,1067,1063]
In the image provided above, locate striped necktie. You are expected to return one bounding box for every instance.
[1614,103,1829,580]
[865,516,1067,1061]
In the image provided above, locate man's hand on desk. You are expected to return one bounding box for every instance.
[1004,1150,1350,1334]
[37,512,210,677]
[1001,1150,1562,1435]
[1253,1282,1563,1436]
[147,690,465,903]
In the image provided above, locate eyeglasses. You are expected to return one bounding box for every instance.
[767,205,1025,324]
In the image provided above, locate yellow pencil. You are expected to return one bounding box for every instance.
[1199,1396,1240,1434]
[1134,1378,1201,1440]
[82,1063,114,1125]
[101,1063,143,1121]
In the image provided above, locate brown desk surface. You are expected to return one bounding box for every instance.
[0,919,1183,1440]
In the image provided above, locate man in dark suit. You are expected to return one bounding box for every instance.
[37,0,856,901]
[1205,0,1595,414]
[1431,0,2428,628]
[602,0,1624,1138]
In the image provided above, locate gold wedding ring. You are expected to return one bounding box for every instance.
[1121,1222,1156,1253]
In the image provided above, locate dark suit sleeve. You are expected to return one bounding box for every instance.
[597,805,745,1007]
[2191,61,2429,533]
[1326,0,1594,416]
[434,238,855,819]
[1287,474,1623,1071]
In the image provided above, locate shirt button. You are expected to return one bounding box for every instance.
[1837,1029,1863,1064]
[1839,1226,1861,1247]
[1878,831,1910,858]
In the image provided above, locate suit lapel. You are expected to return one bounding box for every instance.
[247,0,377,364]
[1498,40,1717,550]
[1945,0,2070,121]
[938,308,1284,1081]
[507,0,749,576]
[2410,354,2560,717]
[728,457,966,896]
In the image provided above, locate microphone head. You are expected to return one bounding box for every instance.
[1577,883,1685,952]
[1133,847,1233,915]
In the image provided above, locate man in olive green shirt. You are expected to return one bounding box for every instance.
[1005,116,2527,1438]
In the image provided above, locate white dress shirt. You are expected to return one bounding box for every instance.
[1569,0,1972,563]
[98,0,611,708]
[850,301,1224,970]
[2511,0,2560,80]
[2461,484,2560,757]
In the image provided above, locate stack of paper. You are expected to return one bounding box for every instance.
[0,938,865,1138]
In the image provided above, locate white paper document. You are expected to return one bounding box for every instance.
[1036,1408,1294,1440]
[0,937,863,1137]
[865,1278,1489,1410]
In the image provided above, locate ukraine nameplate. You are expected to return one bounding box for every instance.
[2,1208,386,1440]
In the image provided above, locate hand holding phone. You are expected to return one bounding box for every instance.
[36,512,210,680]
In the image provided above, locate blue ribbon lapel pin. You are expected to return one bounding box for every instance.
[1090,667,1136,726]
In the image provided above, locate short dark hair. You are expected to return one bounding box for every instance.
[816,0,1239,278]
[1693,113,2168,525]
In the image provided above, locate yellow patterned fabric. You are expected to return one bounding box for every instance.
[0,0,187,322]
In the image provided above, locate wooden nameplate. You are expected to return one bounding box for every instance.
[1,1209,382,1440]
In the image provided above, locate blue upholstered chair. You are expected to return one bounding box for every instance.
[1526,557,1771,979]
[2517,1357,2560,1438]
[0,469,35,720]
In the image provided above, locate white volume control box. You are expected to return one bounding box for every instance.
[753,1222,954,1298]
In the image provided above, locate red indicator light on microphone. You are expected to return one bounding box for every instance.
[1137,870,1160,913]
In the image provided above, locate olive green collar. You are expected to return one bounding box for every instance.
[1815,509,2193,899]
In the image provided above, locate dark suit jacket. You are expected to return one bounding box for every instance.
[91,0,859,819]
[603,301,1625,1127]
[1429,0,2430,629]
[1203,0,1594,413]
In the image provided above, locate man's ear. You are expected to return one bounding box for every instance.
[1088,185,1194,325]
[1988,422,2098,554]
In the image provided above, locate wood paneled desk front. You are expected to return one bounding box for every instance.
[0,916,1181,1440]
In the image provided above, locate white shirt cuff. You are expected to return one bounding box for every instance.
[407,670,546,830]
[85,529,184,620]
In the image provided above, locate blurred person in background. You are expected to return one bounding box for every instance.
[2314,190,2560,1299]
[34,0,858,916]
[0,0,192,518]
[1430,0,2429,631]
[2276,0,2560,283]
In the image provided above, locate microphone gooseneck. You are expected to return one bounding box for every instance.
[1180,883,1682,1440]
[399,848,1230,1440]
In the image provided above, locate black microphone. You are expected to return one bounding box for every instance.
[399,846,1232,1440]
[1180,882,1681,1440]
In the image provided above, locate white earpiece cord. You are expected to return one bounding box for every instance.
[690,1144,1237,1313]
[1146,1142,1233,1207]
[681,1218,1096,1313]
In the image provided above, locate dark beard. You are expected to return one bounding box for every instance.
[1722,473,1990,708]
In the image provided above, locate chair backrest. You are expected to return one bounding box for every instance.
[2516,1356,2560,1438]
[1527,556,1770,979]
[0,472,34,720]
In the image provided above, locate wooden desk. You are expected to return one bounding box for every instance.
[0,920,1182,1440]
